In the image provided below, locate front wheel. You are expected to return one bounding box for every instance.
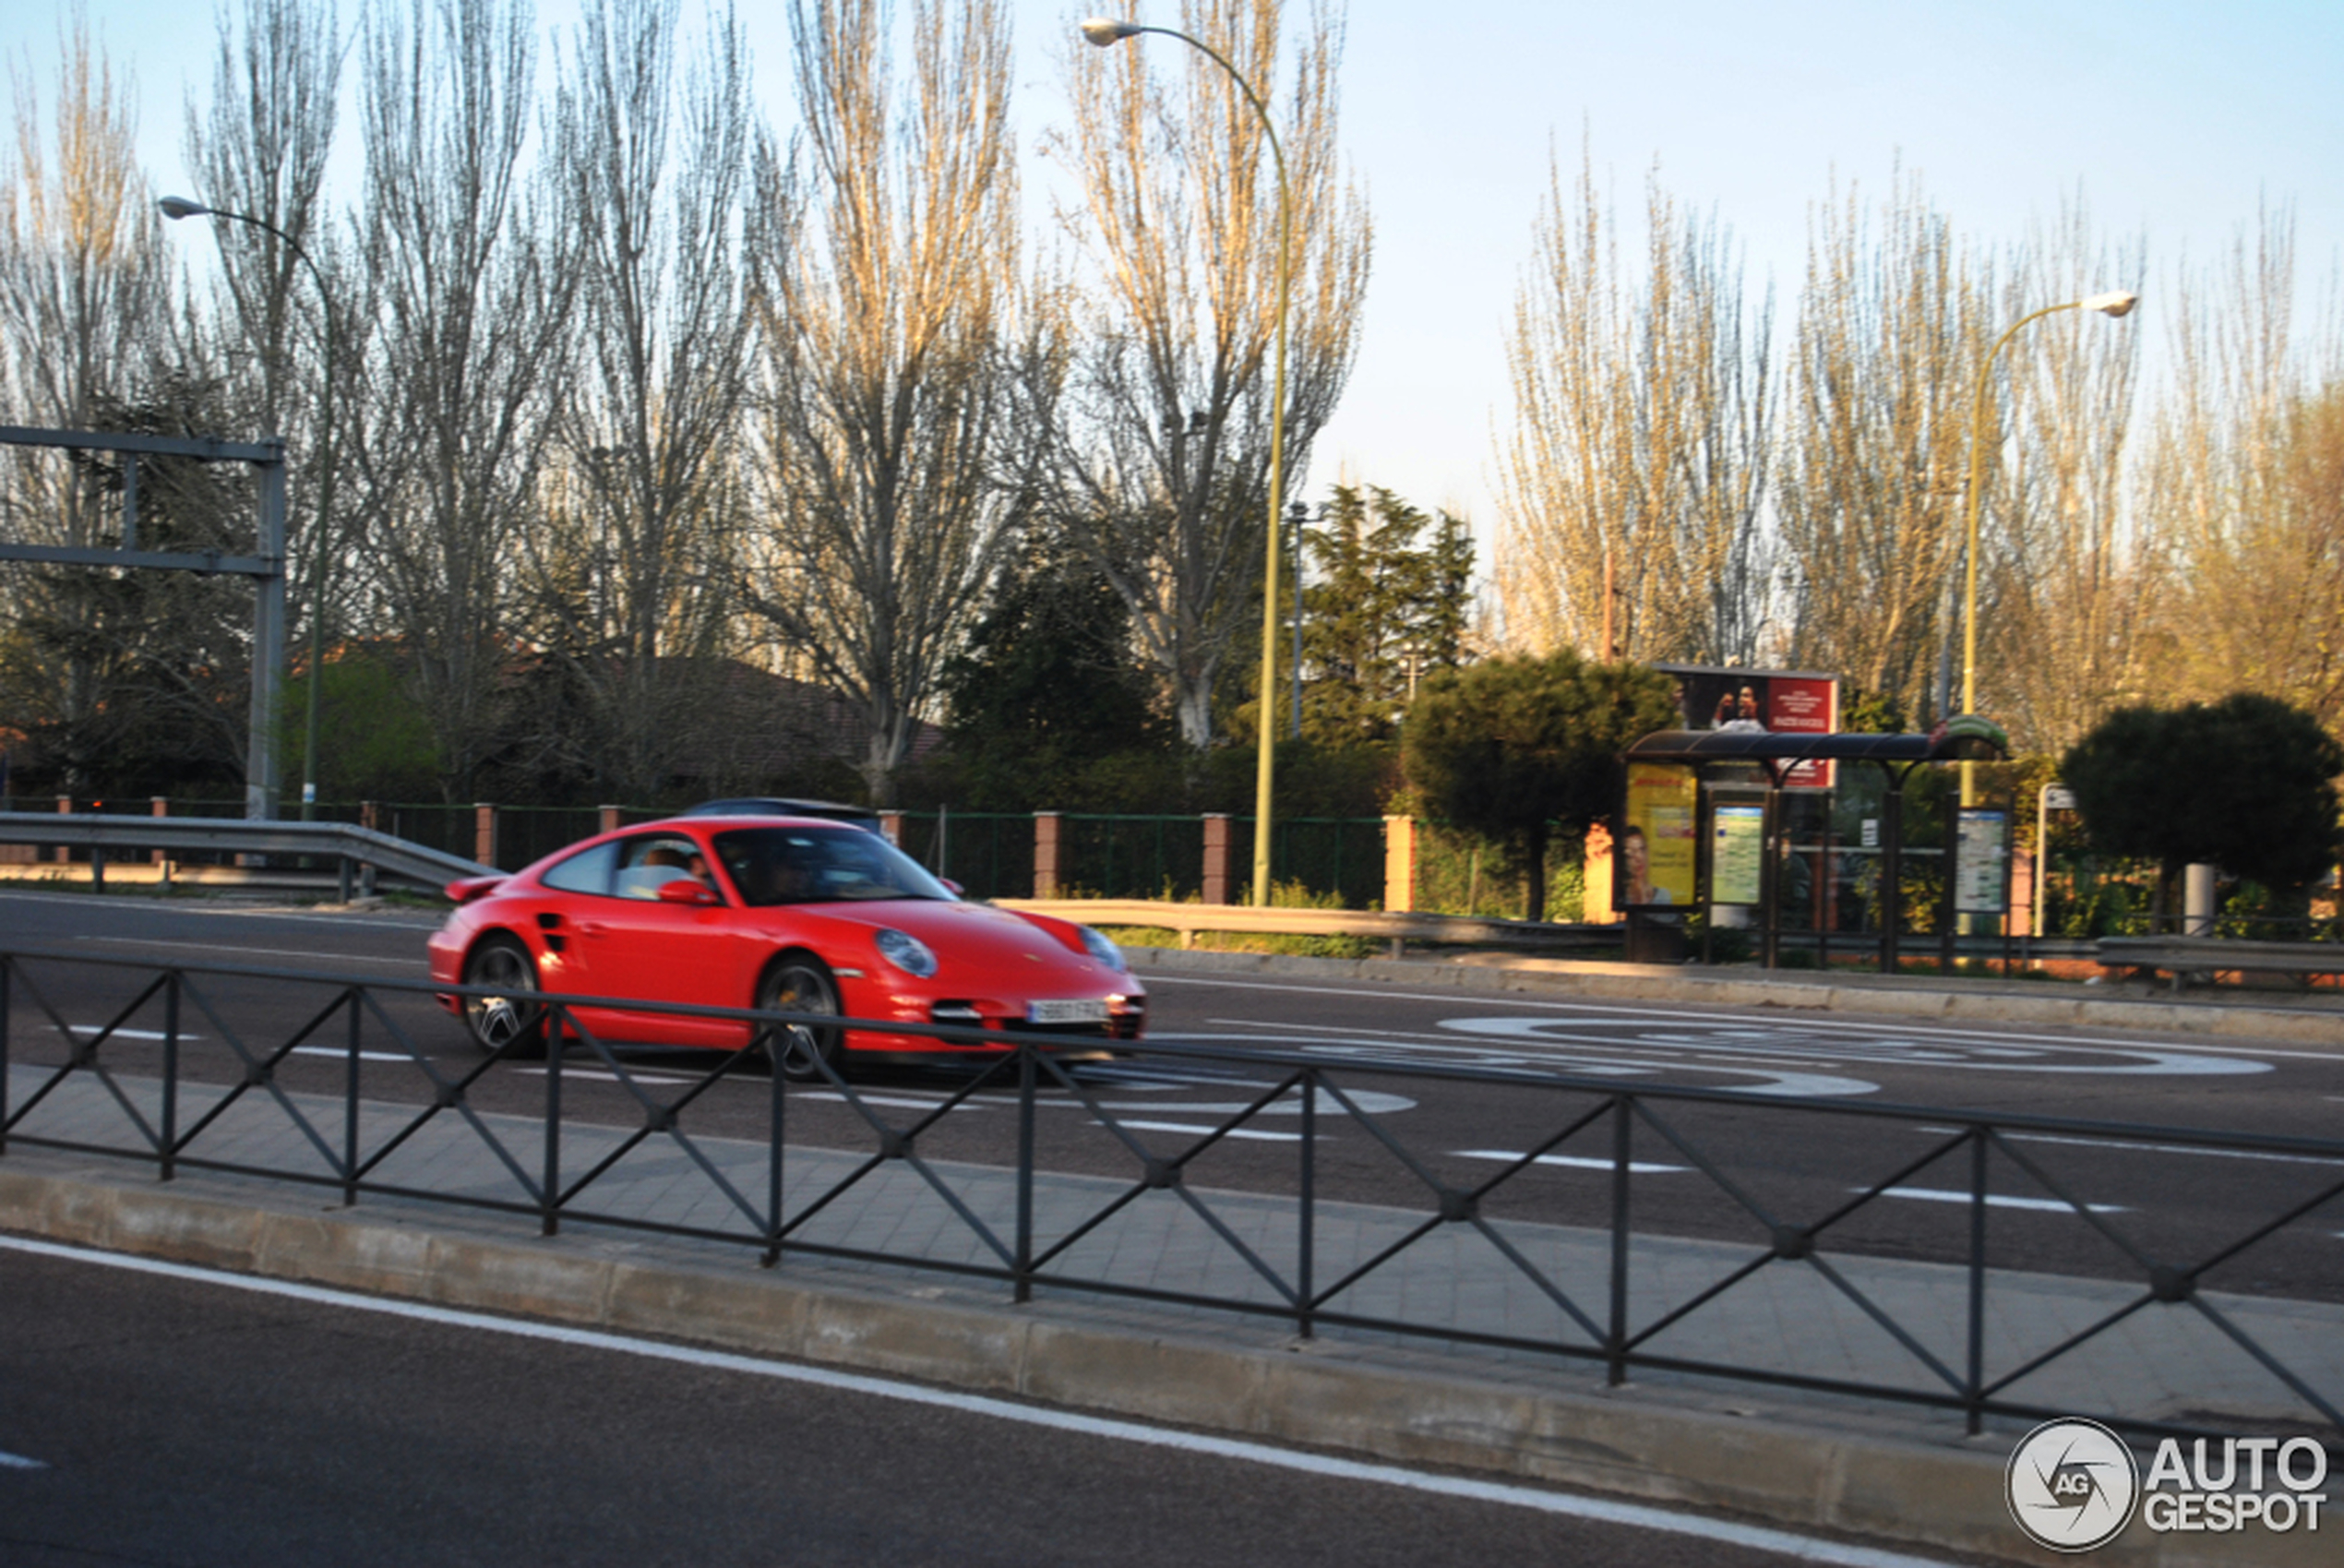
[462,935,546,1059]
[759,958,843,1083]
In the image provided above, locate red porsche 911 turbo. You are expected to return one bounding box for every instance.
[425,816,1144,1076]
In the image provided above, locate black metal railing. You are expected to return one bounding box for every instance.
[3,945,2338,1451]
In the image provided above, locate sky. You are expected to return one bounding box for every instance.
[7,0,2341,545]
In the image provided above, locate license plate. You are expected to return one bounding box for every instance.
[1027,999,1109,1024]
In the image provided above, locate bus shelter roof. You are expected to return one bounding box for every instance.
[1623,715,2010,771]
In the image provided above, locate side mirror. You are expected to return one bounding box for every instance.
[657,879,718,906]
[940,878,964,899]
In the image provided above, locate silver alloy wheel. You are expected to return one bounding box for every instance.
[762,960,843,1083]
[462,937,544,1057]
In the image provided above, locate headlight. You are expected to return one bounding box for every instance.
[1079,925,1125,970]
[874,928,939,978]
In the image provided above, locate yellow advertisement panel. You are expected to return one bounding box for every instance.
[1619,762,1697,910]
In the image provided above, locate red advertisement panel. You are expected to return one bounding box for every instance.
[1655,665,1840,788]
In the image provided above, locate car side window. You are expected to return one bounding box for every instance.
[540,841,618,896]
[613,834,716,901]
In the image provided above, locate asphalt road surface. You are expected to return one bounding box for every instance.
[0,1239,1941,1568]
[6,888,2342,1299]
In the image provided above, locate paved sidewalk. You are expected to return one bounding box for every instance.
[8,1060,2337,1434]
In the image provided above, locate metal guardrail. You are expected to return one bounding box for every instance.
[995,897,1621,952]
[4,944,2338,1448]
[0,811,492,894]
[2098,936,2344,994]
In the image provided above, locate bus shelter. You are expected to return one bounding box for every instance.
[1618,717,2011,973]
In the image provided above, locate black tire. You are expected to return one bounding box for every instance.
[759,957,843,1083]
[462,935,546,1059]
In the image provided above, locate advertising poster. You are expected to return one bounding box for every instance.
[1618,762,1698,910]
[1655,664,1840,788]
[1955,808,2008,916]
[1710,802,1766,906]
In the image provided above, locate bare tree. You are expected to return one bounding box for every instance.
[180,0,346,659]
[2147,207,2344,727]
[347,0,575,796]
[526,0,755,801]
[1046,0,1370,747]
[1777,173,1990,721]
[744,0,1034,804]
[1974,200,2148,749]
[0,14,169,789]
[1497,150,1772,664]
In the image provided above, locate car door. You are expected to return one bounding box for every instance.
[580,832,747,1047]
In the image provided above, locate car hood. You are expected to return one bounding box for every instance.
[771,900,1132,990]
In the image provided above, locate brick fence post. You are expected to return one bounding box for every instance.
[1034,812,1061,899]
[151,796,169,865]
[879,810,904,846]
[598,804,622,836]
[55,794,70,863]
[474,802,497,868]
[2009,848,2035,939]
[1382,815,1417,914]
[1201,814,1231,904]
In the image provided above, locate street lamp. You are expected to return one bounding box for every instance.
[1957,289,2137,806]
[161,196,339,822]
[1082,16,1294,907]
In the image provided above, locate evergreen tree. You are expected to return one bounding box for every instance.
[1403,650,1676,920]
[939,536,1164,807]
[1296,485,1474,745]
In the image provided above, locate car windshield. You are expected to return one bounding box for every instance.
[711,825,952,907]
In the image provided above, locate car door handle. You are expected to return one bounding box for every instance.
[577,921,609,937]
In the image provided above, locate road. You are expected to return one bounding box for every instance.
[0,1239,1937,1568]
[5,888,2342,1299]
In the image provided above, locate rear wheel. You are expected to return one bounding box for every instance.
[462,935,546,1059]
[759,958,843,1083]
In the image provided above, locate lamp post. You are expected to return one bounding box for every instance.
[1289,497,1310,741]
[1082,16,1293,907]
[1957,289,2136,806]
[161,196,338,822]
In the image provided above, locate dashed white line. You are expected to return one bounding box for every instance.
[1453,1149,1688,1175]
[1914,1125,2344,1167]
[0,1447,47,1470]
[1866,1187,2124,1215]
[79,936,429,964]
[0,1235,1955,1566]
[1101,1119,1305,1143]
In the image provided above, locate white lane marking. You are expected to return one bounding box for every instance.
[1140,971,2344,1061]
[1452,1149,1688,1175]
[802,1092,982,1111]
[1150,1030,1879,1098]
[0,1446,48,1469]
[0,895,441,933]
[57,1030,413,1065]
[60,1025,202,1042]
[0,1236,1953,1567]
[79,936,430,964]
[1914,1125,2344,1167]
[1438,1017,2266,1080]
[1867,1188,2124,1215]
[1102,1119,1306,1143]
[517,1068,696,1087]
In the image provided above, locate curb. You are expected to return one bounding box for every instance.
[0,1156,2324,1567]
[1124,947,2344,1047]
